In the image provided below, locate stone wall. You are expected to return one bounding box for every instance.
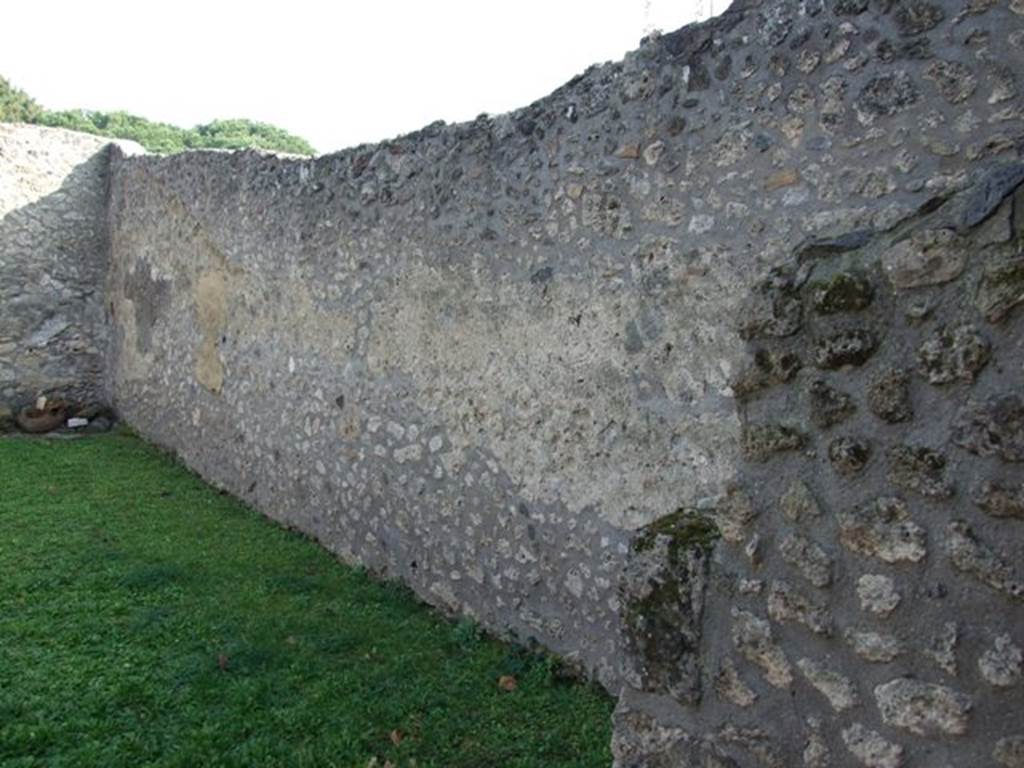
[0,124,114,424]
[4,0,1024,763]
[613,155,1024,767]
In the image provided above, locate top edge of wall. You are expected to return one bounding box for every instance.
[107,0,756,164]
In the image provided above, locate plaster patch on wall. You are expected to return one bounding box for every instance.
[365,261,741,528]
[195,269,228,393]
[114,298,153,383]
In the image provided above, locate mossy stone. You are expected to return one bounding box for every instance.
[633,508,721,558]
[623,510,719,704]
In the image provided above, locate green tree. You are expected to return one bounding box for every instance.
[37,109,190,153]
[0,75,42,123]
[189,119,316,155]
[1,74,316,155]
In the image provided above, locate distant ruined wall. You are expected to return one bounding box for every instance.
[3,0,1024,764]
[0,125,113,420]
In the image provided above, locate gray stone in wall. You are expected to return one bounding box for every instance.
[874,677,972,737]
[952,395,1024,462]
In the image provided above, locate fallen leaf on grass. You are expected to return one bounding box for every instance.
[498,675,518,692]
[389,729,403,746]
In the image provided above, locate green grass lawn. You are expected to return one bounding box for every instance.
[0,434,613,768]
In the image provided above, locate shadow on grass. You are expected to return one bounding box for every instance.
[119,562,189,591]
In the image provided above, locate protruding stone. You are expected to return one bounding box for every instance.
[739,271,804,339]
[924,621,959,675]
[743,423,805,462]
[798,657,859,712]
[717,724,783,768]
[803,717,831,768]
[995,736,1024,768]
[916,325,991,384]
[809,380,856,428]
[796,229,873,260]
[609,693,693,768]
[731,609,793,688]
[952,395,1024,462]
[842,723,904,768]
[711,487,757,544]
[780,534,833,588]
[743,581,770,602]
[839,497,927,563]
[882,228,966,288]
[744,533,762,567]
[874,678,972,736]
[814,329,878,369]
[959,163,1024,231]
[847,629,904,662]
[976,255,1024,323]
[642,141,664,166]
[733,349,802,399]
[973,481,1024,519]
[855,71,919,125]
[829,437,871,475]
[614,143,640,160]
[715,656,758,707]
[766,168,800,190]
[807,272,874,314]
[767,580,832,636]
[945,521,1024,601]
[867,368,913,423]
[621,514,712,705]
[875,36,933,63]
[581,192,632,237]
[834,0,868,14]
[781,480,822,522]
[924,60,977,104]
[856,574,901,615]
[979,634,1023,687]
[894,3,945,36]
[887,444,954,498]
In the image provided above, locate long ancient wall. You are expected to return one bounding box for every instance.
[3,0,1024,764]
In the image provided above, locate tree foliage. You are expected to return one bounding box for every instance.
[0,75,43,123]
[1,76,315,155]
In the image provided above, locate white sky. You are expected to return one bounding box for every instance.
[1,1,719,154]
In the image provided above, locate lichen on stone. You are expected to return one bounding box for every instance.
[808,379,856,428]
[814,328,878,369]
[807,271,874,314]
[945,521,1024,601]
[829,436,872,475]
[952,395,1024,462]
[742,423,806,462]
[867,367,913,423]
[976,254,1024,323]
[886,444,954,498]
[839,497,927,563]
[916,324,991,385]
[874,677,972,736]
[972,481,1024,519]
